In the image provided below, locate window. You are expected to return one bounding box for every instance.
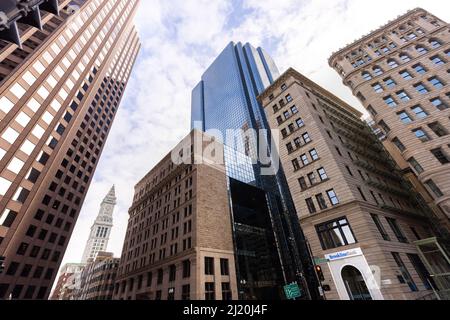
[309,149,319,160]
[387,59,398,68]
[384,77,396,88]
[302,132,311,144]
[296,118,304,128]
[384,96,397,107]
[372,83,383,93]
[400,54,411,62]
[386,218,408,243]
[413,63,426,74]
[425,180,443,197]
[430,98,448,110]
[416,46,428,54]
[392,137,406,152]
[157,268,163,285]
[291,106,298,114]
[371,214,390,241]
[428,77,444,88]
[367,105,377,117]
[392,253,418,292]
[407,254,434,290]
[357,187,367,201]
[397,111,412,124]
[299,177,307,190]
[379,120,391,133]
[286,94,293,102]
[167,288,175,300]
[182,284,190,300]
[414,83,429,94]
[396,90,411,102]
[169,265,176,282]
[431,148,450,164]
[316,217,356,250]
[429,40,441,48]
[373,66,383,76]
[0,210,17,227]
[300,154,309,166]
[292,159,300,171]
[317,168,328,181]
[411,105,428,118]
[430,55,445,65]
[400,70,413,80]
[408,157,424,174]
[205,257,214,275]
[182,259,191,278]
[205,282,215,300]
[315,194,328,210]
[281,83,288,91]
[222,283,232,300]
[326,189,339,206]
[308,172,317,185]
[305,198,317,214]
[362,72,372,81]
[413,129,430,142]
[428,122,448,137]
[220,259,229,276]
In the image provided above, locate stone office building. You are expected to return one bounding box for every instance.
[0,0,140,299]
[329,8,450,234]
[259,67,442,300]
[114,130,238,300]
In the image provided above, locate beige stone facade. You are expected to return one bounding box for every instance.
[114,130,238,300]
[329,8,450,231]
[0,0,140,299]
[75,252,119,300]
[259,68,438,300]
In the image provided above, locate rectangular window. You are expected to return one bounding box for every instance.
[222,283,232,301]
[431,148,450,164]
[371,214,390,241]
[205,282,215,300]
[300,154,309,166]
[309,149,319,160]
[414,83,429,94]
[411,105,428,118]
[397,111,412,124]
[425,179,443,198]
[392,253,418,292]
[396,90,411,102]
[428,77,444,88]
[384,96,397,107]
[428,122,448,137]
[408,157,424,174]
[383,77,396,88]
[306,198,317,214]
[386,218,408,243]
[413,64,426,74]
[205,257,214,275]
[299,177,307,190]
[308,172,317,185]
[182,284,190,300]
[413,129,430,142]
[407,254,433,290]
[315,194,328,210]
[220,259,229,276]
[430,55,445,65]
[372,83,383,93]
[326,189,340,206]
[392,137,406,152]
[182,260,191,278]
[400,70,413,80]
[317,168,328,181]
[316,217,356,250]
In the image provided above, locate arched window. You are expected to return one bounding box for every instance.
[387,59,398,69]
[341,266,373,301]
[429,39,442,48]
[400,53,411,62]
[362,71,372,81]
[373,66,383,76]
[416,45,428,54]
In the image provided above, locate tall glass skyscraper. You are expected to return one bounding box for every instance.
[191,42,320,300]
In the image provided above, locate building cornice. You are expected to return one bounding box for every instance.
[328,7,429,66]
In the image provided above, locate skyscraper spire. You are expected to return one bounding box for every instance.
[81,186,117,263]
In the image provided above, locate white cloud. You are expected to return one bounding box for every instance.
[59,0,450,281]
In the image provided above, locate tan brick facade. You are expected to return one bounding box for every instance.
[329,8,450,231]
[114,130,238,300]
[259,68,437,300]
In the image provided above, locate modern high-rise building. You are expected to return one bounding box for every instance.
[81,185,116,263]
[191,42,321,300]
[259,67,447,300]
[329,8,450,233]
[114,130,238,300]
[0,0,140,300]
[75,251,119,300]
[50,262,85,300]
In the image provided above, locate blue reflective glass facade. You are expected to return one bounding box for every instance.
[191,42,320,300]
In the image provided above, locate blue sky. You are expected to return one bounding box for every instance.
[59,0,450,271]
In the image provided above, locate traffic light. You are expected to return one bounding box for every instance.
[315,265,325,282]
[0,256,5,275]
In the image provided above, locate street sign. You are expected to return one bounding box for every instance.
[284,282,302,300]
[314,257,329,264]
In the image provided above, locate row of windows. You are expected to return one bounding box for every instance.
[305,189,340,214]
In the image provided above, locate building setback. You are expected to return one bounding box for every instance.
[329,8,450,235]
[259,68,442,300]
[0,0,140,299]
[114,130,238,300]
[74,251,118,300]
